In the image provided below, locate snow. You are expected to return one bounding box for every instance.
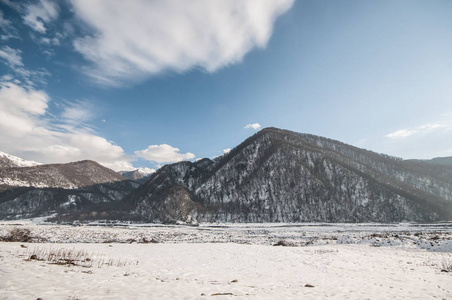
[136,167,156,175]
[60,195,78,209]
[0,151,41,167]
[0,177,50,188]
[0,223,451,299]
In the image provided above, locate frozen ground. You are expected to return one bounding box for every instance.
[1,221,451,299]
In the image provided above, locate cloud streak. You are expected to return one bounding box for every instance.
[22,0,59,33]
[70,0,294,85]
[356,115,452,159]
[0,46,50,87]
[0,10,20,40]
[0,46,23,68]
[385,122,452,139]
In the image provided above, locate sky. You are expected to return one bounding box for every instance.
[1,0,452,172]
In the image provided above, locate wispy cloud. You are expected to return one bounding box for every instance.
[22,0,59,33]
[385,129,416,139]
[70,0,294,85]
[385,121,452,139]
[0,10,20,40]
[0,46,51,87]
[59,100,94,125]
[357,115,452,159]
[0,0,21,11]
[0,46,23,68]
[245,123,262,130]
[135,144,195,165]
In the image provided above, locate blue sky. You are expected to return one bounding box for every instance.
[1,0,452,172]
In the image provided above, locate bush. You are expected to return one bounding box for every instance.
[1,228,33,242]
[273,240,290,246]
[442,259,452,273]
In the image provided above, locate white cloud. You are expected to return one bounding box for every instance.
[60,100,94,126]
[39,37,60,46]
[0,46,51,87]
[223,148,232,154]
[0,10,20,40]
[385,122,451,139]
[358,115,452,159]
[0,46,23,68]
[22,0,59,33]
[0,80,134,171]
[245,123,262,130]
[385,129,416,139]
[70,0,294,85]
[135,144,196,164]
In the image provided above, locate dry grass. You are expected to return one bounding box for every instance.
[441,258,452,273]
[25,246,138,268]
[1,228,33,242]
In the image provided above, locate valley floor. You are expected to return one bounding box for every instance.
[0,222,451,299]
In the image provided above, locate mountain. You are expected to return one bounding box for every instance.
[429,157,452,166]
[119,169,154,184]
[1,128,452,223]
[0,151,41,168]
[121,127,452,223]
[0,160,139,220]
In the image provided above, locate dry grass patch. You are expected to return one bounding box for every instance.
[25,246,138,268]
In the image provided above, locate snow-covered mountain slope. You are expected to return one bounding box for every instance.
[0,160,128,189]
[0,160,139,220]
[0,151,41,168]
[122,127,452,223]
[119,168,155,184]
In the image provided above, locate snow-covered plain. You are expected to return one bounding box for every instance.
[1,221,451,299]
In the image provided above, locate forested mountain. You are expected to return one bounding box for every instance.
[121,128,452,223]
[1,128,451,223]
[0,160,139,219]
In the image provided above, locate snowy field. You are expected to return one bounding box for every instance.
[1,221,451,299]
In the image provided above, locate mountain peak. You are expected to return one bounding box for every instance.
[0,151,41,168]
[124,127,452,223]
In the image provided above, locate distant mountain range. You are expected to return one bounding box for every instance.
[0,160,139,219]
[1,127,451,223]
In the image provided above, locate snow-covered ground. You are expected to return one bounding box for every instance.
[1,222,451,299]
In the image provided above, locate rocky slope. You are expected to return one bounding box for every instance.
[0,160,139,219]
[123,127,452,223]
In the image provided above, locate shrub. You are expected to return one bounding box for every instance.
[441,259,452,273]
[2,228,33,242]
[273,240,290,246]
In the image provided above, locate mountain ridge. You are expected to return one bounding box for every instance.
[0,151,41,168]
[1,127,451,222]
[118,127,452,223]
[0,159,139,220]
